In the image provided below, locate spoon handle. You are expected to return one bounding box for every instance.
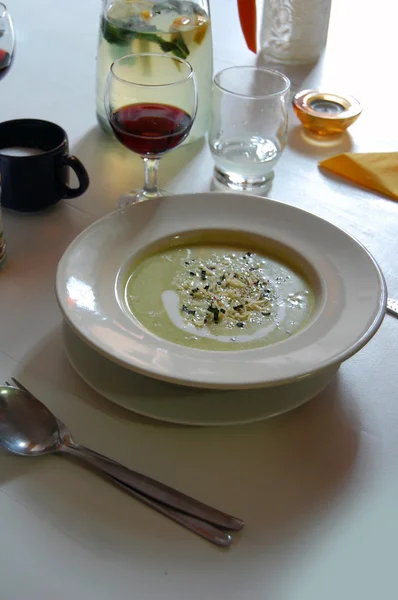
[107,474,232,547]
[59,442,243,531]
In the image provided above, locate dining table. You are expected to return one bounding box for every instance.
[1,0,398,598]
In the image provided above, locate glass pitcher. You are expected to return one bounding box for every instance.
[96,0,213,145]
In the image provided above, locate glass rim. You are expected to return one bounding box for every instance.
[110,52,195,88]
[0,3,7,18]
[214,66,291,99]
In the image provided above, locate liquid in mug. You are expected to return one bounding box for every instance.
[0,147,45,157]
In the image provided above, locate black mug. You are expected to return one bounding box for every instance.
[0,119,89,212]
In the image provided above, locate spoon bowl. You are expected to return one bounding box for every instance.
[0,385,60,456]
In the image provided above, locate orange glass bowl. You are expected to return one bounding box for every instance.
[292,89,362,135]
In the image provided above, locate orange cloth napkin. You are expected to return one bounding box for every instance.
[319,152,398,201]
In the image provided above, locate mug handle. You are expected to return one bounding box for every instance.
[62,155,90,199]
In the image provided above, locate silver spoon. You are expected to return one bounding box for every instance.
[0,379,243,546]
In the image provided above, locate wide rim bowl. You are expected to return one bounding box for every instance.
[55,193,386,389]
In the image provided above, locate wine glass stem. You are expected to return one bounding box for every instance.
[142,157,161,199]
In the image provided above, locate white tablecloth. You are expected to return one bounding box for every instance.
[1,1,397,598]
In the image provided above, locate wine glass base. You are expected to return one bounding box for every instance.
[116,189,168,210]
[213,167,274,195]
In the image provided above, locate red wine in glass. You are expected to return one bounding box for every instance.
[110,103,193,155]
[0,48,12,80]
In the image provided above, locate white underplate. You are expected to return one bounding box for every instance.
[63,321,339,426]
[56,193,386,389]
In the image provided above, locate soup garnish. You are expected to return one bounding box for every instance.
[174,250,274,329]
[124,243,314,351]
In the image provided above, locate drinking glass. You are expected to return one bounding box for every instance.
[209,66,290,193]
[0,2,15,80]
[105,52,197,208]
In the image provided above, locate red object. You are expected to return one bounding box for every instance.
[237,0,257,54]
[0,48,11,80]
[110,103,193,155]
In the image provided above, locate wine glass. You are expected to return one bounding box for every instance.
[105,52,197,208]
[0,3,15,80]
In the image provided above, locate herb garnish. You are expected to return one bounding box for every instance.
[207,305,220,323]
[175,250,273,331]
